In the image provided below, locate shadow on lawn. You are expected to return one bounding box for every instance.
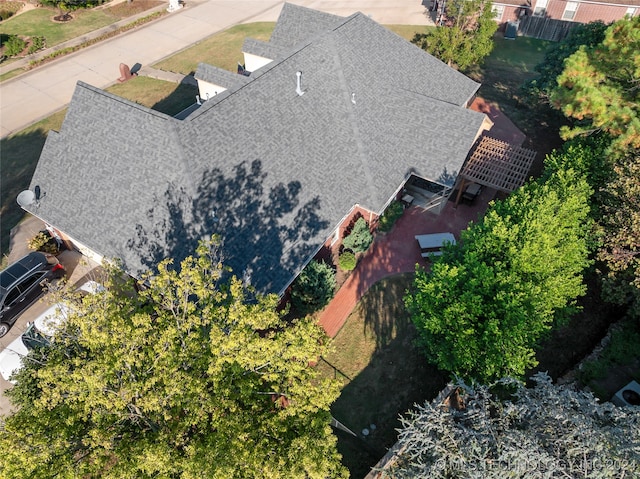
[323,274,447,477]
[331,330,447,477]
[0,129,51,258]
[150,80,198,117]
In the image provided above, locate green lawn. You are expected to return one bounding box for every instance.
[154,22,275,75]
[385,24,432,41]
[317,274,446,478]
[466,34,565,170]
[0,8,117,47]
[0,77,196,258]
[0,1,163,48]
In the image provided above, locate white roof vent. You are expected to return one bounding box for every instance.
[296,71,304,96]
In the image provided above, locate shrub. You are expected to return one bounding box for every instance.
[339,250,356,271]
[0,10,15,21]
[28,231,59,254]
[4,34,26,57]
[28,36,46,54]
[290,260,336,315]
[342,217,372,253]
[377,200,404,233]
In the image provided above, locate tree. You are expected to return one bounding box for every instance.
[550,16,640,152]
[405,169,592,382]
[380,373,640,478]
[342,217,373,253]
[0,239,347,479]
[528,21,608,101]
[290,260,336,315]
[412,0,497,70]
[597,148,640,317]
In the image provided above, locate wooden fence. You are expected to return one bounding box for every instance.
[517,16,579,41]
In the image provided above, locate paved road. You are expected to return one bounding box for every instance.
[0,0,431,138]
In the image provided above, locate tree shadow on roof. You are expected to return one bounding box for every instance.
[127,159,329,294]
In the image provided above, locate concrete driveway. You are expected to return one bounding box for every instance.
[0,0,432,138]
[0,217,101,416]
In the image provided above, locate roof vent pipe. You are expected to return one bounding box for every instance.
[296,71,304,96]
[351,93,356,105]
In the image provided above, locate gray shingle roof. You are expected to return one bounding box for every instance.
[269,3,344,48]
[26,4,486,295]
[195,63,250,90]
[241,38,287,65]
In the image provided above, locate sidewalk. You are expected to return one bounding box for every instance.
[0,0,432,138]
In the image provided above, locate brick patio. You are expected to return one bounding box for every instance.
[318,190,495,338]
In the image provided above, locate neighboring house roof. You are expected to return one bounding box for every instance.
[25,3,486,295]
[495,0,640,7]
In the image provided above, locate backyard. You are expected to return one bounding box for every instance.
[316,274,447,478]
[0,20,625,477]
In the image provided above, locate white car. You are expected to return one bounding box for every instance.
[0,281,103,384]
[0,329,31,385]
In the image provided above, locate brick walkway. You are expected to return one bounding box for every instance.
[318,191,494,338]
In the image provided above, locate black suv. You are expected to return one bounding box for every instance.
[0,252,65,337]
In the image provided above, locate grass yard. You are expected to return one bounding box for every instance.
[467,35,566,174]
[317,274,447,478]
[385,24,432,41]
[0,1,163,49]
[0,77,197,258]
[154,22,275,75]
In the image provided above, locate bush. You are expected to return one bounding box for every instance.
[377,200,404,233]
[339,250,356,271]
[28,36,46,54]
[0,2,23,21]
[342,217,372,253]
[290,261,336,315]
[4,34,26,57]
[28,231,59,254]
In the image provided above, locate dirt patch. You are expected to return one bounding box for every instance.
[52,12,73,22]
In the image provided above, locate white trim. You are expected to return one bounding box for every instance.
[492,4,505,21]
[562,1,579,20]
[533,0,548,16]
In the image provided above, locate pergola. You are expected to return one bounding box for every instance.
[454,135,537,205]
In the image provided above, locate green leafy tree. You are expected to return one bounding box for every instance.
[383,373,640,478]
[0,239,347,479]
[528,21,608,100]
[405,169,592,382]
[290,260,336,315]
[342,217,373,253]
[412,0,497,70]
[550,16,640,152]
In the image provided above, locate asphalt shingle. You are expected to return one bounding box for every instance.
[26,4,486,295]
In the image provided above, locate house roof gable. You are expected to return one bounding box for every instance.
[26,5,487,295]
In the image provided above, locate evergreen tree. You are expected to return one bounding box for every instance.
[550,16,640,152]
[382,373,640,478]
